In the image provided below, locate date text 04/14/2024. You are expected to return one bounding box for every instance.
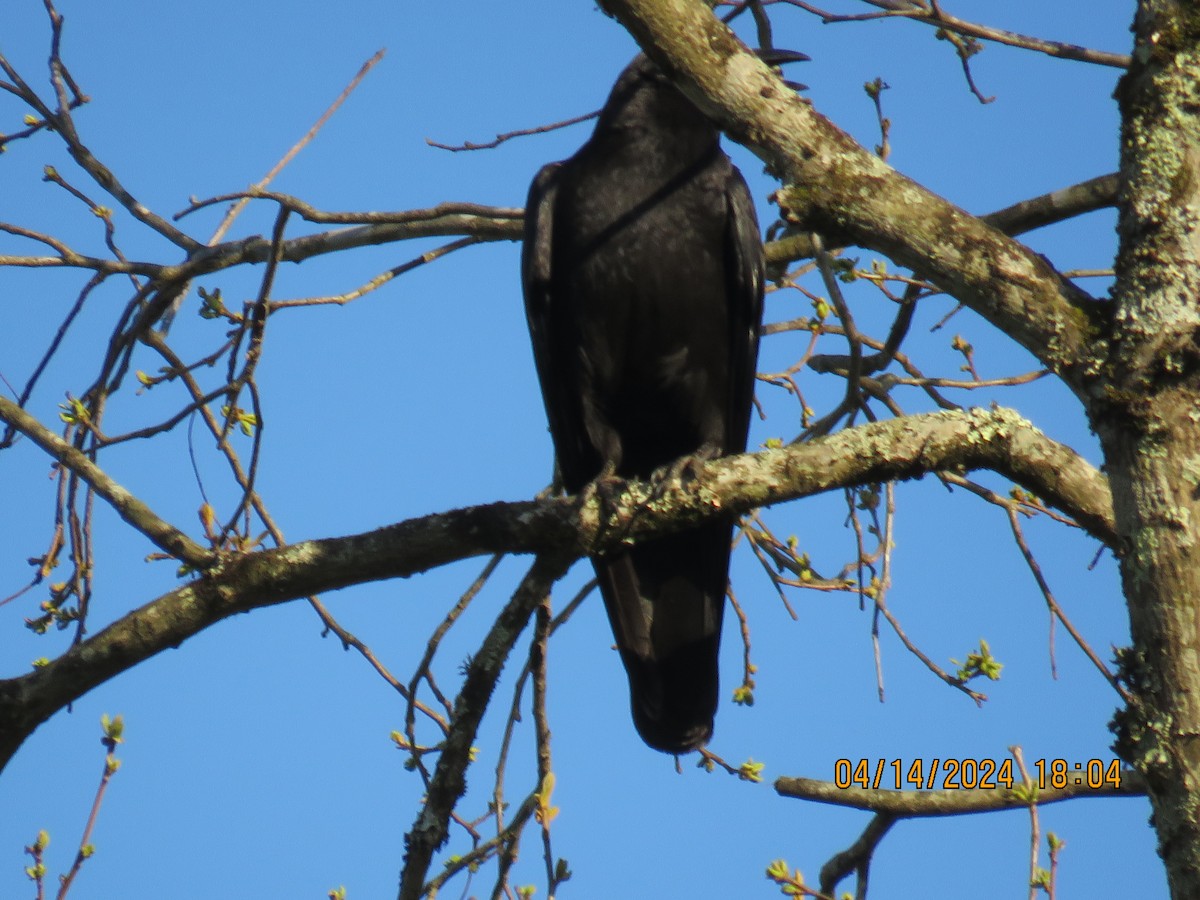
[833,758,1124,792]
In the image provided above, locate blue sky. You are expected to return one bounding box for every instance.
[0,1,1160,898]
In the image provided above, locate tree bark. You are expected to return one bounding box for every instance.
[1096,3,1200,897]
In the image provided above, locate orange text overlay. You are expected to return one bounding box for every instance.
[833,758,1123,791]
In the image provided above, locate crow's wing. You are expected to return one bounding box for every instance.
[724,165,765,452]
[522,162,599,491]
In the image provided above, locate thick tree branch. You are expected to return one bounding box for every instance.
[0,407,1112,773]
[600,0,1107,398]
[766,171,1118,267]
[776,769,1148,815]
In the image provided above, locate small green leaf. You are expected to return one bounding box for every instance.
[952,638,1004,683]
[738,758,765,783]
[101,713,125,743]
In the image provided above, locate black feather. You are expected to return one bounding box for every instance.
[522,55,764,753]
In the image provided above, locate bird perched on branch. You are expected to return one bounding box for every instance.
[522,50,800,753]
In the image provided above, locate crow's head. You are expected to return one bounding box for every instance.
[597,48,808,139]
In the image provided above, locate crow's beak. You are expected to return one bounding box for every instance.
[755,47,810,92]
[756,48,812,66]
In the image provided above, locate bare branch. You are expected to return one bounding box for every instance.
[0,395,214,569]
[1005,505,1130,701]
[0,222,162,276]
[774,0,1130,69]
[818,813,895,898]
[399,552,572,900]
[270,237,479,308]
[427,110,599,152]
[984,173,1119,236]
[856,0,1129,68]
[177,192,522,227]
[209,49,386,244]
[169,204,522,276]
[42,107,200,251]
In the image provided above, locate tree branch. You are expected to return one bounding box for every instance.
[984,172,1119,237]
[398,553,571,900]
[0,395,214,569]
[0,407,1113,773]
[2,203,522,283]
[171,204,523,279]
[802,0,1130,69]
[776,769,1147,815]
[818,812,894,898]
[5,166,1118,297]
[767,171,1118,268]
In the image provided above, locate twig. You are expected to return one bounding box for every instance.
[404,555,506,760]
[726,583,757,704]
[56,714,123,899]
[421,794,538,898]
[210,49,385,246]
[427,110,598,152]
[270,237,479,308]
[399,552,571,900]
[873,588,987,704]
[0,272,106,449]
[531,601,563,898]
[1013,746,1041,900]
[0,395,214,569]
[491,576,593,887]
[1005,507,1130,701]
[778,0,1129,68]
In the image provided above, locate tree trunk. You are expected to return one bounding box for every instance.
[1100,3,1200,896]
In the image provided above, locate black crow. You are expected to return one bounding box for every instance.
[522,54,765,753]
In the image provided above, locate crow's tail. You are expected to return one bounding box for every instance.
[593,519,732,753]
